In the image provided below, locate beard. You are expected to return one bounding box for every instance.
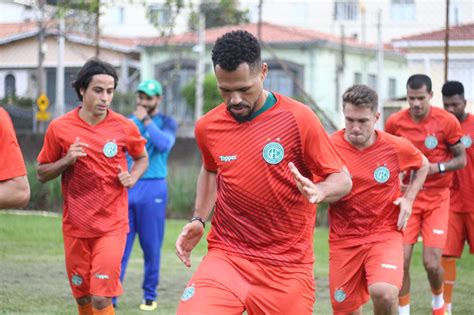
[226,103,253,123]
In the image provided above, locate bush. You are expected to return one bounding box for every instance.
[181,74,222,115]
[26,163,63,212]
[166,164,200,219]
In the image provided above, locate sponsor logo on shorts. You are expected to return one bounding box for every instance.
[103,140,118,158]
[71,274,83,286]
[374,166,390,184]
[219,155,237,162]
[381,263,398,270]
[95,273,110,280]
[433,229,445,235]
[334,288,347,302]
[181,284,195,301]
[154,198,163,204]
[262,142,284,165]
[461,135,472,149]
[424,135,438,150]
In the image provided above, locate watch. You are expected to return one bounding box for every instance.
[438,163,446,174]
[142,115,151,123]
[190,217,206,229]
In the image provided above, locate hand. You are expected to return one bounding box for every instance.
[65,137,89,165]
[288,162,325,204]
[394,196,413,231]
[117,166,136,188]
[176,221,204,267]
[133,106,148,121]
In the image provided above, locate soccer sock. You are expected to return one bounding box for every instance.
[442,257,456,307]
[77,302,93,315]
[92,304,115,315]
[399,294,410,315]
[431,286,444,310]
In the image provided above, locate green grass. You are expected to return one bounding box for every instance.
[1,212,473,314]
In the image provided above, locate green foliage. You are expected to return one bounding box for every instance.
[0,96,34,108]
[167,165,199,219]
[188,0,250,30]
[26,163,63,212]
[181,73,222,115]
[112,91,136,117]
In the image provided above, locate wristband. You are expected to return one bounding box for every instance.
[142,115,151,123]
[438,163,446,174]
[190,217,205,229]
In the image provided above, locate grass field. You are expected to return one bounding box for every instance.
[1,212,473,314]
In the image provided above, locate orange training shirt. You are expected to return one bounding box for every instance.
[0,108,26,180]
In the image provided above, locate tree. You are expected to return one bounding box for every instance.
[188,0,249,30]
[181,74,222,115]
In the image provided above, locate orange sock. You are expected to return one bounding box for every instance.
[92,304,115,315]
[442,257,457,304]
[399,294,410,307]
[78,302,93,315]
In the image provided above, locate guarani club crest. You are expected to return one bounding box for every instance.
[374,165,390,184]
[461,134,472,149]
[181,284,195,301]
[103,139,118,158]
[262,138,285,165]
[424,134,438,150]
[334,288,347,302]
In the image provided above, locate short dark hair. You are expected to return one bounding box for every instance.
[442,80,464,98]
[407,74,432,93]
[342,84,378,112]
[72,58,118,101]
[211,30,261,72]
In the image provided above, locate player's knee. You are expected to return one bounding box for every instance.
[91,295,112,310]
[370,284,398,308]
[424,259,442,275]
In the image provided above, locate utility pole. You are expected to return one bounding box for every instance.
[376,9,385,130]
[257,0,263,42]
[195,12,205,121]
[335,25,345,113]
[35,0,46,133]
[55,14,65,118]
[444,0,450,82]
[95,0,100,57]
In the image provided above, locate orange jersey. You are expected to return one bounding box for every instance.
[385,106,463,189]
[450,113,474,213]
[195,93,346,267]
[0,108,26,180]
[37,108,146,237]
[329,130,423,247]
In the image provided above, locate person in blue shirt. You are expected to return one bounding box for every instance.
[114,79,177,311]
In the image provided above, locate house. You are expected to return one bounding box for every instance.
[392,22,474,111]
[140,22,408,129]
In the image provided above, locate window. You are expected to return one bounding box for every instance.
[116,7,125,24]
[388,78,397,98]
[391,0,415,21]
[148,4,172,26]
[368,74,377,90]
[264,69,295,97]
[5,74,16,97]
[160,66,195,121]
[334,1,359,21]
[354,72,362,85]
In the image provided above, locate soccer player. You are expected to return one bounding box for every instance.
[328,85,429,315]
[0,107,30,208]
[385,74,466,315]
[175,30,352,314]
[441,81,473,315]
[114,79,177,311]
[37,58,148,315]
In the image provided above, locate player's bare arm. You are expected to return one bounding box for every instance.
[395,154,429,231]
[37,137,89,183]
[176,166,217,268]
[289,162,352,204]
[428,141,466,175]
[0,175,30,208]
[117,150,148,188]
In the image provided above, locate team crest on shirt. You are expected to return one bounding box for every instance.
[424,135,438,150]
[262,141,284,165]
[461,135,472,148]
[374,165,390,184]
[103,140,118,158]
[181,284,195,301]
[71,274,83,286]
[334,288,347,302]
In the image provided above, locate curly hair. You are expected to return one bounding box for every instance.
[442,80,464,97]
[407,74,432,93]
[72,58,118,101]
[211,30,261,72]
[342,84,378,112]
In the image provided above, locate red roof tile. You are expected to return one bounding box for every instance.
[395,23,474,41]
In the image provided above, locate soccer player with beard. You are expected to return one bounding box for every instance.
[175,30,352,314]
[385,74,466,315]
[441,81,474,315]
[113,79,177,311]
